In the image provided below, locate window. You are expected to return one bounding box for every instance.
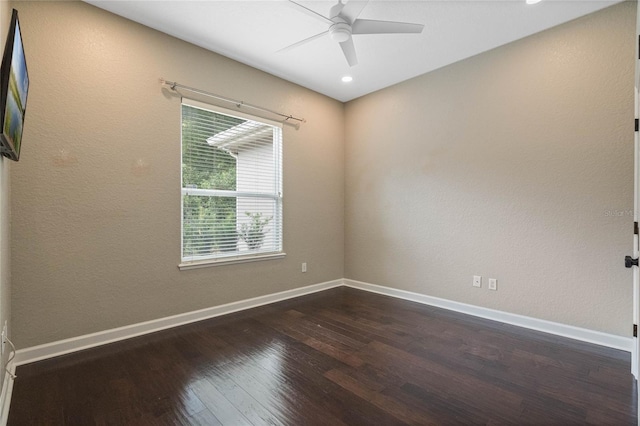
[180,99,283,268]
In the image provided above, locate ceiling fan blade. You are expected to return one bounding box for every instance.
[340,0,368,24]
[277,30,329,53]
[287,0,333,25]
[339,38,358,67]
[352,19,424,35]
[329,0,345,18]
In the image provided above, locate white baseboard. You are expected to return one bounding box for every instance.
[13,277,632,368]
[345,279,632,352]
[14,279,343,366]
[0,361,15,426]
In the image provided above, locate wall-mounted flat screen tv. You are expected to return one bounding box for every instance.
[0,9,28,161]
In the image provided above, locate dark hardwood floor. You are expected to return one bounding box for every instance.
[9,287,637,425]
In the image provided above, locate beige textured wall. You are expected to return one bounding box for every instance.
[345,2,635,336]
[11,1,344,348]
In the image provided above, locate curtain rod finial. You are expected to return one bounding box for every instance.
[159,78,177,91]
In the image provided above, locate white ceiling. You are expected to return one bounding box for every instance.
[86,0,621,102]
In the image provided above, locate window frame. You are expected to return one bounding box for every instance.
[178,98,285,270]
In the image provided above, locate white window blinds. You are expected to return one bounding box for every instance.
[181,99,283,264]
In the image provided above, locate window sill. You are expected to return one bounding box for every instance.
[178,252,286,270]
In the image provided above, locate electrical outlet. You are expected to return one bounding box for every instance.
[489,278,497,291]
[302,262,307,273]
[473,275,482,288]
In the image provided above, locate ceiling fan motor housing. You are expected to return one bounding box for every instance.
[330,21,352,42]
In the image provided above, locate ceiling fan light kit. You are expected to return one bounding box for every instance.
[282,0,425,67]
[330,21,352,43]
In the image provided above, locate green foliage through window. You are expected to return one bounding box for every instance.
[238,212,273,250]
[182,105,241,257]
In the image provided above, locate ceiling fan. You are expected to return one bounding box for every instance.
[280,0,424,67]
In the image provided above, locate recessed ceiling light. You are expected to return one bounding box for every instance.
[341,76,353,83]
[526,0,542,4]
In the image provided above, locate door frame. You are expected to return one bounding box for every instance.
[633,10,640,426]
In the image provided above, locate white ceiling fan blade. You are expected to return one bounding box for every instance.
[287,0,333,25]
[340,0,368,24]
[329,0,345,18]
[339,38,358,67]
[352,19,424,35]
[277,30,329,53]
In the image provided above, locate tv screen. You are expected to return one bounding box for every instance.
[0,9,28,161]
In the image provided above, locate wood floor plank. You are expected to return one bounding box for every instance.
[189,378,252,425]
[324,368,442,425]
[8,287,636,425]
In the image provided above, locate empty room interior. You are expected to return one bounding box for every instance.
[0,0,638,424]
